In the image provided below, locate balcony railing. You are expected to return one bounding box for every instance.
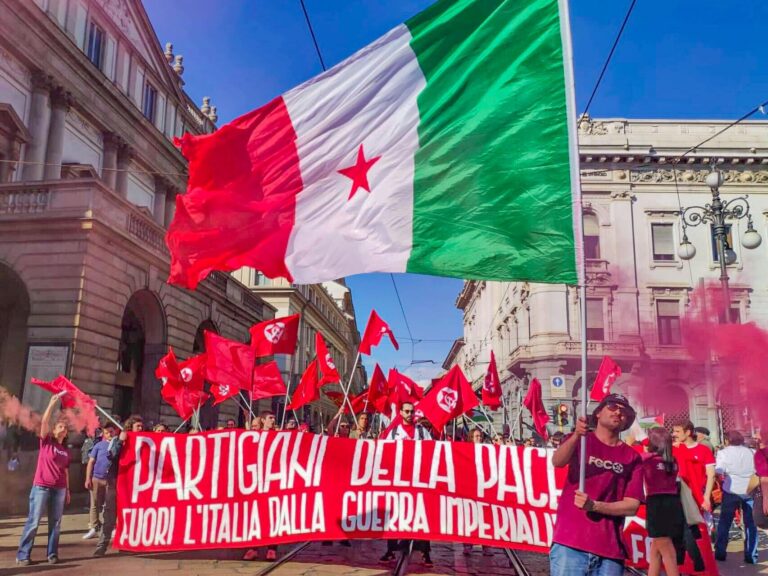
[0,187,50,214]
[0,178,170,256]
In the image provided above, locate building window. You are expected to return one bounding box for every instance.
[583,213,600,259]
[710,224,735,262]
[142,82,157,122]
[651,223,675,261]
[86,22,105,68]
[586,298,604,341]
[657,300,681,345]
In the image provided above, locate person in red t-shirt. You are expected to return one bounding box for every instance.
[672,421,715,513]
[550,394,643,576]
[16,393,70,566]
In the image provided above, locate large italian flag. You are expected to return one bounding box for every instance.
[168,0,581,289]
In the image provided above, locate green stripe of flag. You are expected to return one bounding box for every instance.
[405,0,577,284]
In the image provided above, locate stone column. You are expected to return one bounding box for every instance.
[152,176,167,225]
[43,87,72,180]
[101,132,120,190]
[164,188,176,228]
[22,72,53,181]
[115,143,132,198]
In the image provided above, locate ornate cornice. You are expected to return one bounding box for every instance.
[630,168,768,184]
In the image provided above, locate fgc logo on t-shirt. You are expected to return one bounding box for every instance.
[588,455,624,474]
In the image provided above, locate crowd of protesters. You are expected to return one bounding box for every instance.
[13,391,768,571]
[549,392,768,576]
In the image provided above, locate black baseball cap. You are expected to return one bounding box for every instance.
[592,393,636,431]
[694,426,710,437]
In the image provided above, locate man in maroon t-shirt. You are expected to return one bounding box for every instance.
[550,393,643,576]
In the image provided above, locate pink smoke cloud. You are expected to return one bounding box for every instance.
[0,387,100,436]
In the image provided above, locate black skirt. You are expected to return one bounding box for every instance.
[646,493,685,539]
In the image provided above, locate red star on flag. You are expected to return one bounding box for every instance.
[338,144,381,200]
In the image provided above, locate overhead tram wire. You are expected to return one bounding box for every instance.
[390,274,418,364]
[581,0,637,118]
[299,0,327,72]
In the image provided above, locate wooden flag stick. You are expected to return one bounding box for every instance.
[335,351,361,435]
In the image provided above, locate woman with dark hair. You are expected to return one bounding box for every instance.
[643,426,683,576]
[16,393,70,566]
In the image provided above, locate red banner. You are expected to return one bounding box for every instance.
[116,430,565,552]
[114,431,712,574]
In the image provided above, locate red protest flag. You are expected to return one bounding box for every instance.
[156,349,209,417]
[210,382,239,406]
[156,349,208,397]
[523,378,549,440]
[30,375,94,410]
[287,360,320,411]
[359,309,399,355]
[347,389,369,414]
[387,368,423,410]
[482,351,502,410]
[250,361,287,400]
[204,331,255,390]
[589,355,622,402]
[249,314,300,357]
[417,365,479,433]
[366,364,389,414]
[177,354,207,391]
[315,333,340,386]
[156,347,181,385]
[165,386,210,420]
[323,390,345,408]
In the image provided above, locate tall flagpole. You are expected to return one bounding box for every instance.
[559,0,589,492]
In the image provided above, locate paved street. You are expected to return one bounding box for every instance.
[0,512,766,575]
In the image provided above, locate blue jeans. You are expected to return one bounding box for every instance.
[17,485,66,562]
[715,491,758,563]
[550,543,625,576]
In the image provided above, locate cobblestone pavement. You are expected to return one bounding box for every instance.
[0,512,766,575]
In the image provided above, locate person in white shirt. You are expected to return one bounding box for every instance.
[384,402,432,441]
[714,430,758,564]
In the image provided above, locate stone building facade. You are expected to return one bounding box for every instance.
[446,118,768,444]
[231,269,367,430]
[0,0,273,428]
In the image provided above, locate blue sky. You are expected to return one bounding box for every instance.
[144,0,768,382]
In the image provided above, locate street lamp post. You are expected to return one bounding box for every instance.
[677,166,762,444]
[677,166,762,323]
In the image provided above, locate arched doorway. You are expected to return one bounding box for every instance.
[192,320,221,430]
[0,263,30,396]
[115,290,166,422]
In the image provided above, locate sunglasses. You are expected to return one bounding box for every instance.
[605,403,628,414]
